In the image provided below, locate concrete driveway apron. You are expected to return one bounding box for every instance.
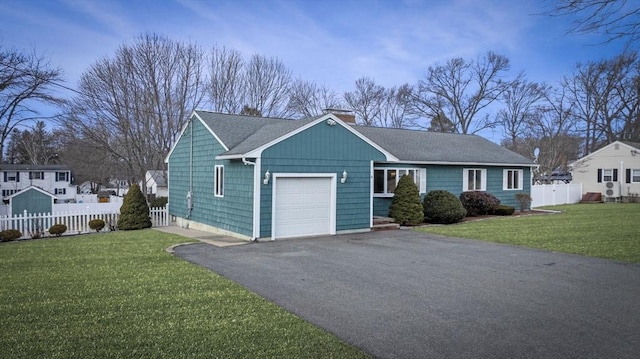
[173,230,640,359]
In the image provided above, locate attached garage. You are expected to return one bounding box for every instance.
[272,175,336,239]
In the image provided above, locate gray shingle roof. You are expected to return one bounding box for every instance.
[195,111,320,156]
[194,111,534,165]
[0,164,72,171]
[353,126,535,165]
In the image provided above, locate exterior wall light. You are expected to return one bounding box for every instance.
[326,119,337,126]
[341,170,348,184]
[263,170,270,185]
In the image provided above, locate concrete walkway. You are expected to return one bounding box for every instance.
[154,226,248,247]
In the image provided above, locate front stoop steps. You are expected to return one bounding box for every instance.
[372,216,400,231]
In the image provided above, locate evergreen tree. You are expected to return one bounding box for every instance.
[117,183,152,230]
[388,175,424,225]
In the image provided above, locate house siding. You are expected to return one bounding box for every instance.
[168,118,254,237]
[259,121,386,238]
[11,189,53,215]
[571,142,640,197]
[373,164,531,216]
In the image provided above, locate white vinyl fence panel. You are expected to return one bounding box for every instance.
[531,183,583,208]
[0,207,168,239]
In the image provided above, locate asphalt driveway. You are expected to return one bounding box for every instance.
[173,230,640,359]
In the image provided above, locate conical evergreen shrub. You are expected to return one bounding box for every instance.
[117,183,152,230]
[388,175,424,226]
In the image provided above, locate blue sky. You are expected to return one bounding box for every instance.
[0,0,627,141]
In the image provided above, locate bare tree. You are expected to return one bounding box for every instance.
[208,46,244,114]
[0,46,64,162]
[379,84,417,128]
[527,86,581,176]
[344,77,386,126]
[287,79,343,118]
[565,51,639,153]
[414,51,513,134]
[5,121,60,165]
[244,54,292,118]
[497,79,550,151]
[62,33,205,186]
[544,0,640,47]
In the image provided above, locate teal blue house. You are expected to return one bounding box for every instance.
[166,110,535,240]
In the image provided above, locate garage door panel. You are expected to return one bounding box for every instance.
[273,177,334,239]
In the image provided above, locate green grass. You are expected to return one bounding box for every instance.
[0,230,368,359]
[417,203,640,263]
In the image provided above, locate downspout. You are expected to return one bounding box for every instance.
[187,118,194,219]
[242,157,259,241]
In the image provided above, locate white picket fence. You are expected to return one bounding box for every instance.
[531,183,583,208]
[0,207,168,239]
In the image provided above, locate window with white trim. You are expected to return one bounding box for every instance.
[214,165,224,197]
[56,172,69,182]
[30,171,44,180]
[5,172,18,182]
[602,169,614,182]
[55,188,66,195]
[373,168,426,196]
[632,169,640,183]
[463,168,486,191]
[503,169,523,190]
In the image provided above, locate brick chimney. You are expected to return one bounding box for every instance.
[323,108,356,124]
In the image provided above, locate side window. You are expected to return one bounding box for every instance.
[463,168,486,191]
[214,165,224,197]
[503,169,523,190]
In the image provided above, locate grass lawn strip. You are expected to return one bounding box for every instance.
[417,203,640,263]
[0,230,368,358]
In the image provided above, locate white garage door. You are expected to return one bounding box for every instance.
[273,176,334,239]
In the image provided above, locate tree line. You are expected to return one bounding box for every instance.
[1,0,638,190]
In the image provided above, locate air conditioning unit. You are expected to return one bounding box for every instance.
[604,182,620,197]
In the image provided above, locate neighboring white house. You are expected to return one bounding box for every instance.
[570,141,640,201]
[143,170,167,198]
[0,164,76,202]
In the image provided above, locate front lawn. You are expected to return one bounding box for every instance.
[0,230,368,358]
[417,203,640,263]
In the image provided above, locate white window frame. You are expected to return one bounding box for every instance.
[55,188,66,195]
[30,171,44,180]
[214,165,224,197]
[463,168,487,191]
[373,167,426,197]
[6,172,17,182]
[602,169,614,182]
[503,169,523,190]
[632,169,640,183]
[56,172,69,182]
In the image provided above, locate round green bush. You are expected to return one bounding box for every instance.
[0,229,22,242]
[388,175,424,226]
[48,224,68,237]
[493,205,515,216]
[89,219,106,232]
[118,184,152,230]
[423,190,467,224]
[459,191,501,216]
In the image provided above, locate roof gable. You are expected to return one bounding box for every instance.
[574,140,640,164]
[6,186,57,200]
